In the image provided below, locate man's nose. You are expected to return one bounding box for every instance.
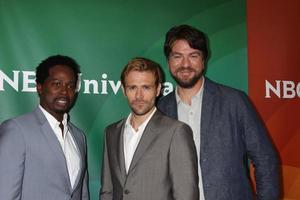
[135,88,144,99]
[60,84,68,94]
[181,56,191,67]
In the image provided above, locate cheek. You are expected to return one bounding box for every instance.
[192,60,204,68]
[148,92,158,102]
[168,61,179,70]
[169,65,178,74]
[68,91,76,98]
[125,92,135,101]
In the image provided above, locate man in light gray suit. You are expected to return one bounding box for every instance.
[100,57,199,200]
[0,55,89,200]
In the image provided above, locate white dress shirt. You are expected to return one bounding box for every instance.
[39,105,81,189]
[123,108,156,173]
[175,78,205,200]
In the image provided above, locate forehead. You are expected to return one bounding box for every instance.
[48,65,76,79]
[125,70,156,85]
[171,39,200,53]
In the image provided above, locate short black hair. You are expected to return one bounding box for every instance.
[164,24,208,62]
[35,55,81,84]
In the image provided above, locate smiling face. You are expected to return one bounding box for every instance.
[168,39,205,89]
[123,70,161,119]
[37,65,77,121]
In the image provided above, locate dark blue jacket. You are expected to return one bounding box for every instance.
[157,78,280,200]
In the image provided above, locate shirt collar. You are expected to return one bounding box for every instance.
[125,107,157,132]
[39,105,68,130]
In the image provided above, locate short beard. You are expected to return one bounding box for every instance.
[171,68,203,88]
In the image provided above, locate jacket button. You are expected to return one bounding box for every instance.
[124,189,130,194]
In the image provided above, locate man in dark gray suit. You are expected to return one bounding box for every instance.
[157,25,280,200]
[0,55,89,200]
[100,57,199,200]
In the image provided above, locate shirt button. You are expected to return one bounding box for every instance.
[124,189,130,194]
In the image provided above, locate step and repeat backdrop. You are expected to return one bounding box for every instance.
[0,0,298,199]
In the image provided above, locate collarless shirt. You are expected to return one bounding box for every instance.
[175,78,205,200]
[123,108,156,173]
[39,105,81,189]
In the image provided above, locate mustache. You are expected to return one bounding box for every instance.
[132,100,146,103]
[175,67,196,73]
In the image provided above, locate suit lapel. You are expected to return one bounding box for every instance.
[34,107,72,192]
[164,91,178,119]
[107,120,127,183]
[117,122,127,180]
[127,111,161,174]
[200,78,217,156]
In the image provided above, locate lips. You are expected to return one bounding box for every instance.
[178,67,195,72]
[55,97,70,107]
[132,101,146,106]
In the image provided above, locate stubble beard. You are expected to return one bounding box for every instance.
[130,100,155,116]
[171,67,203,89]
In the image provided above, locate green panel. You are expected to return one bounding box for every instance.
[0,0,246,199]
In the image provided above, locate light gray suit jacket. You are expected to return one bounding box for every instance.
[100,110,199,200]
[0,107,89,200]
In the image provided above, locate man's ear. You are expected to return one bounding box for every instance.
[36,83,42,96]
[156,83,162,97]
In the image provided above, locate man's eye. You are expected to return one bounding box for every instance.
[52,81,61,87]
[190,54,200,59]
[171,54,182,59]
[142,86,151,90]
[67,83,76,89]
[127,86,136,91]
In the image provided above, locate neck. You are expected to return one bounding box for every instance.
[177,77,204,105]
[40,104,64,122]
[130,107,155,131]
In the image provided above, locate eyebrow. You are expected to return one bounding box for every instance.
[170,51,202,55]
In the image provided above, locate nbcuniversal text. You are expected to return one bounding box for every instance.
[0,70,299,98]
[0,70,173,96]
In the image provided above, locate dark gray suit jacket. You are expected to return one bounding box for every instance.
[157,78,280,200]
[0,107,89,200]
[100,110,199,200]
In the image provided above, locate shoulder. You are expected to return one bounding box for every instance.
[157,91,176,106]
[151,111,192,133]
[0,110,38,131]
[105,118,125,132]
[0,112,36,147]
[205,78,250,105]
[206,78,245,96]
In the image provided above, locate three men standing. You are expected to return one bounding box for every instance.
[0,25,280,200]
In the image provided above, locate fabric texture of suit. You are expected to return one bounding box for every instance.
[100,110,199,200]
[0,107,89,200]
[157,78,280,200]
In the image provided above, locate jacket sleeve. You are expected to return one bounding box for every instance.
[239,92,280,200]
[169,123,199,200]
[99,130,113,200]
[0,120,25,200]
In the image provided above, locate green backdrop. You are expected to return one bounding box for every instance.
[0,0,246,199]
